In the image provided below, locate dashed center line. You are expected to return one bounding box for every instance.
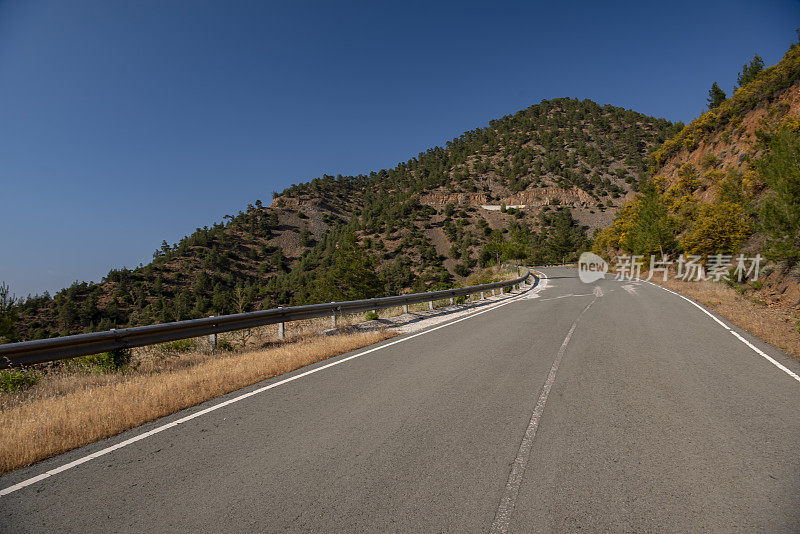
[490,290,599,533]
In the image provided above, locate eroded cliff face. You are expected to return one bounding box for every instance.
[417,186,600,208]
[656,83,800,196]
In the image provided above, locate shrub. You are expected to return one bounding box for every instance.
[701,153,720,169]
[74,349,132,373]
[157,338,195,354]
[454,263,470,277]
[364,310,379,321]
[216,338,234,352]
[0,369,41,393]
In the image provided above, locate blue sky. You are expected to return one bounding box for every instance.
[1,0,798,297]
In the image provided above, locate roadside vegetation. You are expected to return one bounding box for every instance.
[594,36,800,362]
[594,39,800,273]
[0,330,393,474]
[0,263,527,474]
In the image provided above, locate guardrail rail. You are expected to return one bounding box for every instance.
[0,267,535,369]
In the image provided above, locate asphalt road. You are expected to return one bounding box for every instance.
[2,267,800,532]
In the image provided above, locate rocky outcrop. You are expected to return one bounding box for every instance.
[419,185,600,210]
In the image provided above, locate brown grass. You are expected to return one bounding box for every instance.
[651,276,800,361]
[0,331,393,474]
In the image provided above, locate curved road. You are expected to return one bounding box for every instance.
[2,267,800,532]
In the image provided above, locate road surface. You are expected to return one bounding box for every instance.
[2,267,799,532]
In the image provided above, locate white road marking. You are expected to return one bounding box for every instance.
[621,284,637,295]
[531,293,594,302]
[0,272,548,498]
[521,274,549,299]
[490,289,598,533]
[643,280,730,329]
[643,280,800,384]
[730,330,800,382]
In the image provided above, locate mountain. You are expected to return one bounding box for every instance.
[3,98,677,342]
[594,43,800,307]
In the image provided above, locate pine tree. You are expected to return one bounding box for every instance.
[626,183,675,256]
[544,209,586,263]
[707,82,727,109]
[736,54,765,89]
[0,282,17,343]
[312,232,385,302]
[755,128,800,264]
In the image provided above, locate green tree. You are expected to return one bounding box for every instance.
[0,282,17,343]
[707,82,727,109]
[736,54,765,89]
[625,184,675,256]
[681,202,751,257]
[312,233,385,302]
[543,209,588,263]
[481,230,506,267]
[754,127,800,264]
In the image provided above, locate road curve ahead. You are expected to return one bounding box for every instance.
[2,267,800,532]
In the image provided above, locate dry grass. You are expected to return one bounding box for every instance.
[0,331,393,474]
[651,276,800,361]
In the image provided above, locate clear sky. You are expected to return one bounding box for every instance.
[1,0,798,297]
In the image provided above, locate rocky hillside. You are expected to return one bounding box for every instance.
[594,43,800,310]
[3,98,677,341]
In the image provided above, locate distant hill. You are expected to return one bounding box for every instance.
[3,98,677,341]
[594,43,800,308]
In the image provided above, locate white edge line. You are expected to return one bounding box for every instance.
[642,279,800,384]
[730,330,800,382]
[0,272,548,497]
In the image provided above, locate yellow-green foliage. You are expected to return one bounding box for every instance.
[682,134,698,151]
[651,174,669,193]
[714,167,746,204]
[741,169,763,196]
[670,195,700,229]
[680,202,752,257]
[651,46,800,168]
[703,169,725,186]
[663,163,700,216]
[675,163,700,192]
[701,153,721,169]
[592,198,640,255]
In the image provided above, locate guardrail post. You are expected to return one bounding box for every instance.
[403,304,408,314]
[278,322,285,340]
[449,297,454,306]
[429,301,434,310]
[499,287,503,295]
[329,303,337,328]
[208,317,216,353]
[480,291,485,300]
[491,289,495,297]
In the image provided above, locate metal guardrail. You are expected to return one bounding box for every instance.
[0,268,535,369]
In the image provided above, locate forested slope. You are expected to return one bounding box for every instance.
[594,43,800,309]
[2,98,677,341]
